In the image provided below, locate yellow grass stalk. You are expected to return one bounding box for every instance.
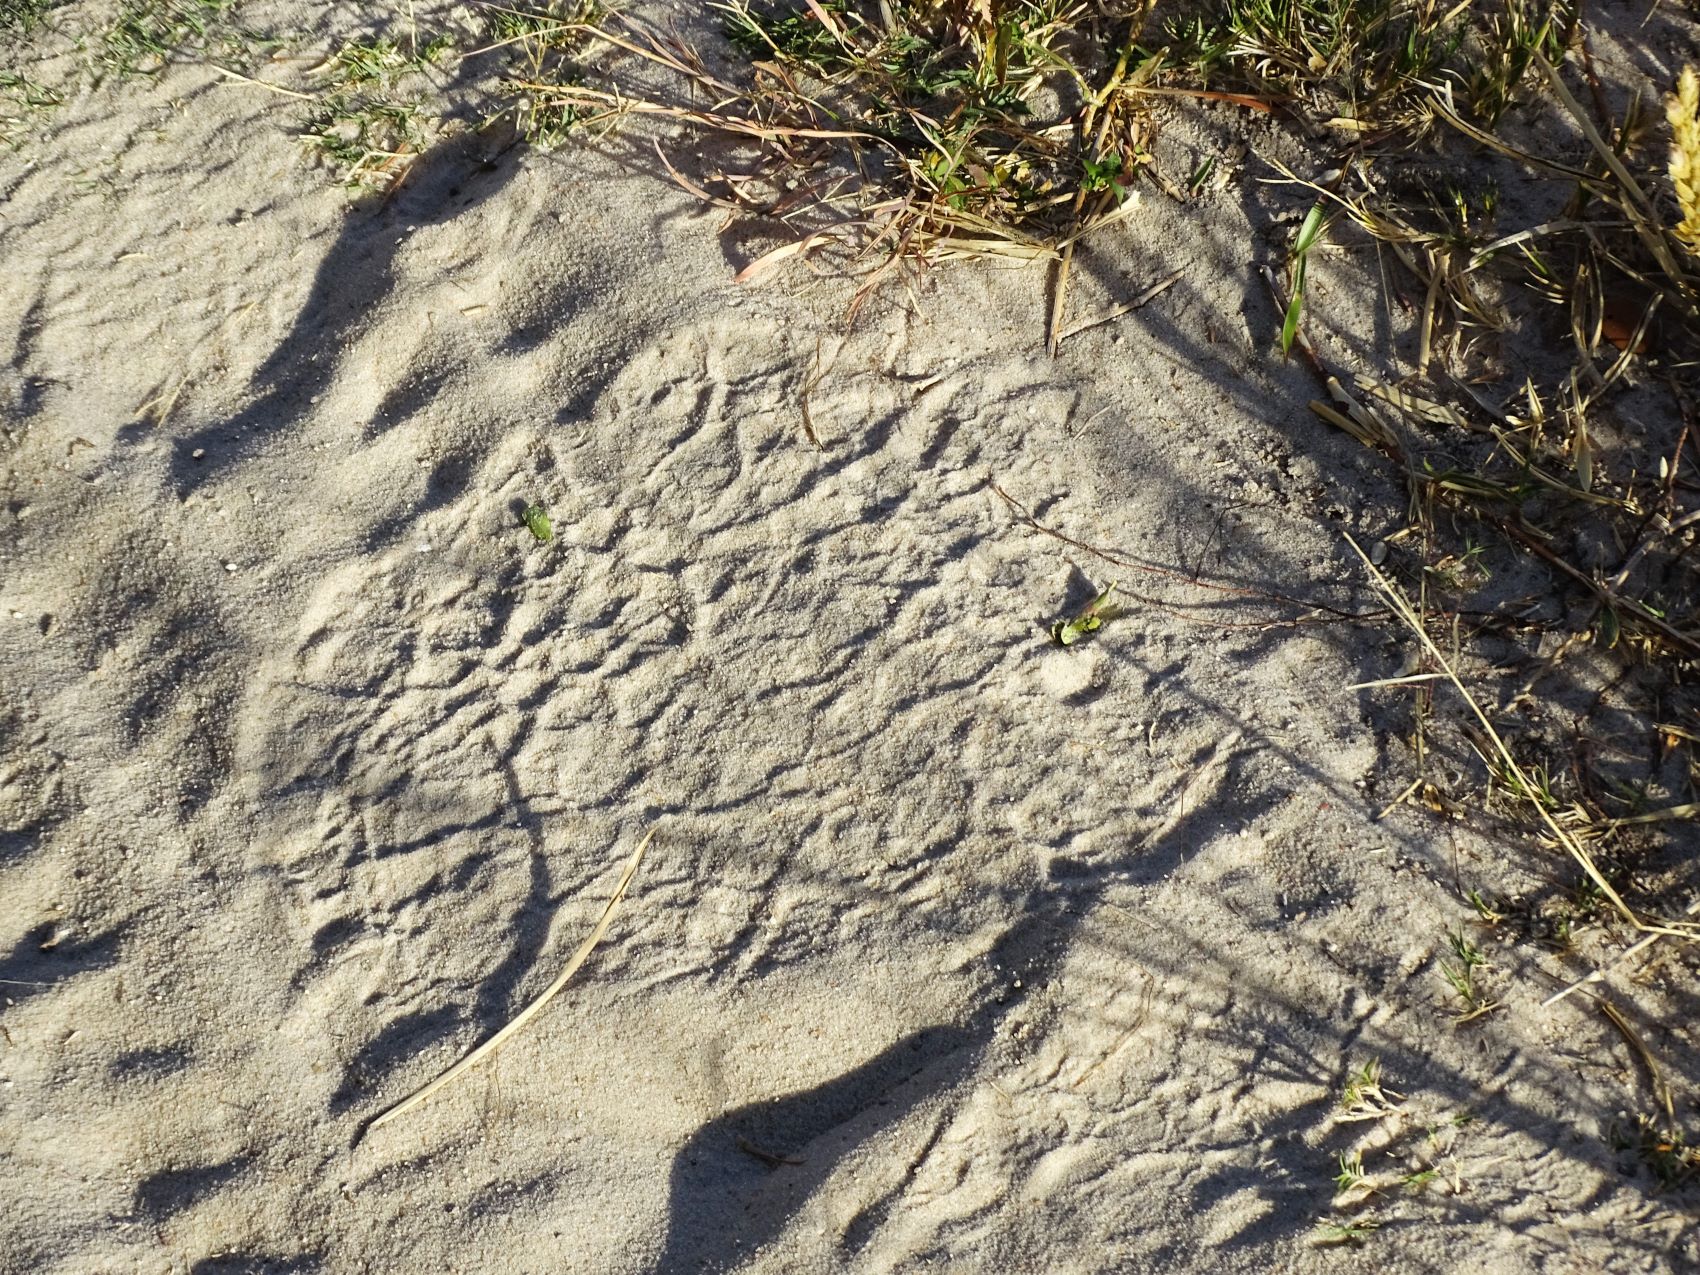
[1669,66,1700,257]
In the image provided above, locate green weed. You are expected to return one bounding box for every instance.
[485,1,604,147]
[522,503,553,543]
[1281,200,1329,355]
[1338,1057,1403,1120]
[98,0,244,78]
[1052,581,1121,647]
[524,1,1162,334]
[1,0,62,34]
[1333,1149,1370,1195]
[300,33,454,191]
[1314,1217,1380,1245]
[1438,928,1499,1022]
[0,69,60,145]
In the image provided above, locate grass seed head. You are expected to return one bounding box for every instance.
[1669,65,1700,257]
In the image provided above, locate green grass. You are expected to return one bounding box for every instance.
[98,0,245,77]
[1338,1058,1403,1120]
[1161,0,1571,134]
[299,32,454,191]
[517,0,1158,337]
[1439,928,1499,1022]
[483,1,604,147]
[1313,1218,1380,1245]
[1,0,61,33]
[0,68,59,144]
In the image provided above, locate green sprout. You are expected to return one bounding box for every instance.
[1333,1150,1369,1195]
[1051,581,1121,647]
[1281,200,1330,356]
[522,503,553,543]
[1314,1218,1380,1245]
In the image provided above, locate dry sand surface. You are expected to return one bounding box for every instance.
[2,3,1697,1272]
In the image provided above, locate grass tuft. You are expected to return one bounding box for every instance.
[0,0,62,34]
[299,31,454,191]
[99,0,244,78]
[520,1,1160,334]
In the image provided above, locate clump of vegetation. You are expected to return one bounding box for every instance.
[484,1,604,148]
[98,0,248,78]
[521,1,1157,333]
[1,0,65,34]
[0,68,60,146]
[1052,580,1121,646]
[1438,928,1499,1022]
[1316,1061,1482,1245]
[1338,1058,1403,1121]
[1163,0,1572,135]
[300,32,454,191]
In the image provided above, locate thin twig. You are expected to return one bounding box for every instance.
[1543,896,1700,1007]
[1055,268,1183,343]
[1347,536,1697,941]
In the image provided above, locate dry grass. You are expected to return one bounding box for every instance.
[519,2,1158,335]
[1671,66,1700,257]
[363,825,655,1137]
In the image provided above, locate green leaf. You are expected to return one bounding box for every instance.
[522,503,552,543]
[1281,201,1328,357]
[1082,152,1125,193]
[1280,257,1306,356]
[1051,581,1121,646]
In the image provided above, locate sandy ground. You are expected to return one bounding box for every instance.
[2,3,1697,1272]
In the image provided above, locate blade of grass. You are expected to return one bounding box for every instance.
[365,824,657,1135]
[1282,200,1329,356]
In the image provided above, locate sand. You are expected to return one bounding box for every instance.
[2,3,1697,1272]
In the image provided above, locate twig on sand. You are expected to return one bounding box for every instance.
[205,62,318,101]
[1347,535,1698,944]
[363,825,656,1137]
[1055,268,1183,345]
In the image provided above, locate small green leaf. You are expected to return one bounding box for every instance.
[1051,582,1121,646]
[1596,605,1619,649]
[522,503,552,543]
[1281,201,1329,357]
[1082,151,1125,193]
[1280,257,1306,356]
[1293,199,1329,254]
